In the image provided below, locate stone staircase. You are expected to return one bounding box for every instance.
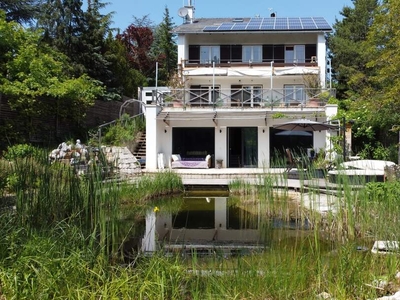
[133,131,146,168]
[102,146,142,177]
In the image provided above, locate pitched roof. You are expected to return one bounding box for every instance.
[173,17,332,34]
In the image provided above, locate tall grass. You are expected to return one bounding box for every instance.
[119,170,184,203]
[2,150,400,299]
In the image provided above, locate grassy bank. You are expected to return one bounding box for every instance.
[1,151,400,299]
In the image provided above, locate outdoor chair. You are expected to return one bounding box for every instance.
[285,148,297,172]
[285,148,311,172]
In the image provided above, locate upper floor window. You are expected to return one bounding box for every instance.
[243,46,262,63]
[200,46,220,64]
[220,45,242,63]
[188,44,316,64]
[285,45,305,64]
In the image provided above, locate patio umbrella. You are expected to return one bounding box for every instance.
[273,119,338,132]
[275,130,312,136]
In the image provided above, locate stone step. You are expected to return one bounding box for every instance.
[102,146,141,176]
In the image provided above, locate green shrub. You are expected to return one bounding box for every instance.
[0,160,12,193]
[3,144,40,160]
[101,114,145,146]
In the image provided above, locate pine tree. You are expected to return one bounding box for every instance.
[326,0,378,100]
[0,0,41,25]
[37,0,114,89]
[152,7,178,86]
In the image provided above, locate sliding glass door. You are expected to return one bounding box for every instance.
[228,127,258,168]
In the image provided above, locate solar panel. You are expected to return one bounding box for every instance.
[261,18,275,28]
[288,18,302,29]
[274,18,288,30]
[300,17,317,29]
[218,23,234,30]
[260,23,274,30]
[232,23,248,30]
[249,18,263,23]
[202,17,331,32]
[203,26,219,31]
[313,17,331,30]
[246,24,261,30]
[262,18,275,24]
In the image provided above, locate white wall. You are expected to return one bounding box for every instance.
[317,33,327,87]
[325,104,339,154]
[145,105,164,170]
[177,34,186,66]
[215,127,226,168]
[258,127,270,168]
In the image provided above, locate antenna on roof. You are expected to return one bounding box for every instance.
[178,7,188,18]
[179,0,194,23]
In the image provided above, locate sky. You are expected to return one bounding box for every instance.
[102,0,355,31]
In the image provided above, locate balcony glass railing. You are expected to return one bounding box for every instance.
[153,88,336,109]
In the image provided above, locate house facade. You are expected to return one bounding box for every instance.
[143,2,338,170]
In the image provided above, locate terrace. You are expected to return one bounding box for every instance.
[152,87,336,109]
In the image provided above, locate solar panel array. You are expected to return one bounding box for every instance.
[203,17,331,32]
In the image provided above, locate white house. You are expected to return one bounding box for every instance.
[143,2,338,170]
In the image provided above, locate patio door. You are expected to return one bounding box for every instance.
[227,127,258,168]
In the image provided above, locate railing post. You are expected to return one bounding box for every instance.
[397,130,400,165]
[270,61,274,104]
[342,117,346,162]
[98,128,101,145]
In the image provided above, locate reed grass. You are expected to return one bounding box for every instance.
[2,150,400,299]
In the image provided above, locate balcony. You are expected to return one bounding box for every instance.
[184,61,318,68]
[152,87,336,110]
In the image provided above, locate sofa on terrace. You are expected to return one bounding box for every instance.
[170,154,211,169]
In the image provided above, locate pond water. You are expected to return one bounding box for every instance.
[136,192,331,258]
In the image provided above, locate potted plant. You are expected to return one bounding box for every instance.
[302,72,321,107]
[166,71,187,107]
[163,93,183,107]
[311,149,329,178]
[163,94,174,107]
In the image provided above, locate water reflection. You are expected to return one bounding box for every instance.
[141,195,311,256]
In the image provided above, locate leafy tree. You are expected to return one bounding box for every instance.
[354,0,400,159]
[152,7,177,86]
[0,14,104,141]
[0,11,24,77]
[104,32,147,98]
[365,0,400,110]
[326,0,392,159]
[37,0,116,98]
[327,0,378,100]
[330,0,400,160]
[117,16,158,84]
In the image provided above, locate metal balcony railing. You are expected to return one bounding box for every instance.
[152,88,336,109]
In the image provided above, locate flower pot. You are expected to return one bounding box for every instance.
[216,159,223,169]
[173,100,183,107]
[307,98,320,107]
